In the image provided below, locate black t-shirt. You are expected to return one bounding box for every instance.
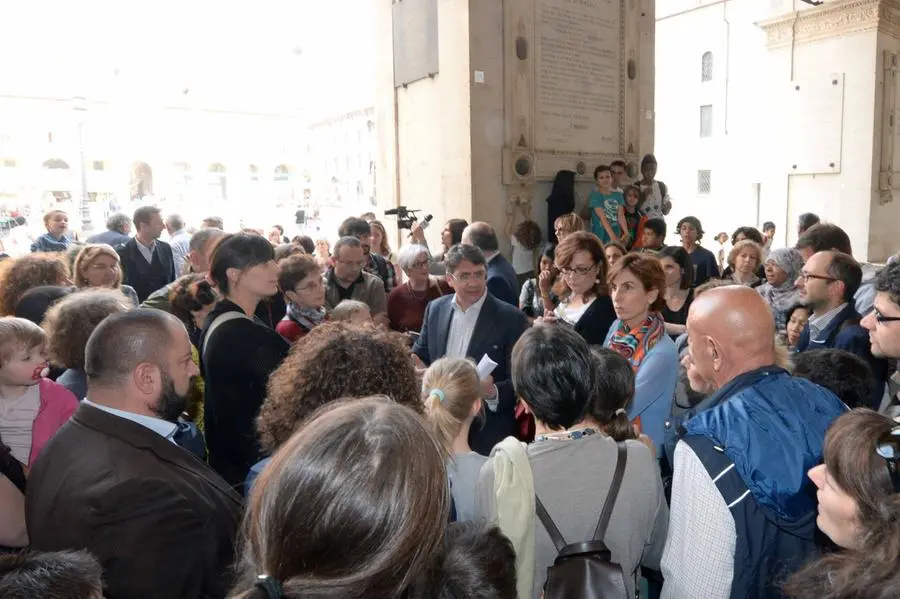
[688,246,720,287]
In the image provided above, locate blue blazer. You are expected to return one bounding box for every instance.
[86,229,131,247]
[487,254,519,306]
[796,303,888,409]
[413,292,528,455]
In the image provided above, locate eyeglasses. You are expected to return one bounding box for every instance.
[797,272,838,283]
[873,308,900,324]
[876,425,900,492]
[559,264,597,276]
[337,259,365,268]
[410,259,429,269]
[295,278,324,293]
[450,271,486,282]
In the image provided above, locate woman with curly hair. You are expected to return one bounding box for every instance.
[784,409,900,598]
[0,253,71,317]
[72,244,139,306]
[245,321,423,494]
[42,289,131,401]
[511,219,543,288]
[168,274,218,430]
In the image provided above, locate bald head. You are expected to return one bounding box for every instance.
[85,309,182,388]
[461,222,499,253]
[685,286,776,391]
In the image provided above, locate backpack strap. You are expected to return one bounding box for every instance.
[0,443,26,495]
[535,495,569,553]
[202,310,251,363]
[593,442,628,541]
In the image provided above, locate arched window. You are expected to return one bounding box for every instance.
[701,52,714,82]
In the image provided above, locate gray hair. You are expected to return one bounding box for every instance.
[397,244,431,271]
[444,244,486,274]
[165,214,185,231]
[332,236,363,257]
[463,222,499,253]
[106,213,131,234]
[189,227,226,252]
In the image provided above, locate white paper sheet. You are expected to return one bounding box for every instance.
[476,354,498,380]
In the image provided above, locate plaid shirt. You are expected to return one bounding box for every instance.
[365,253,397,293]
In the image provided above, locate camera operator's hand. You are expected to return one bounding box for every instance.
[409,221,427,245]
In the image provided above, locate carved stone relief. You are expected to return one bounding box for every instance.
[759,0,900,50]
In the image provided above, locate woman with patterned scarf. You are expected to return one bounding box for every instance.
[757,247,805,334]
[275,254,328,343]
[603,253,678,457]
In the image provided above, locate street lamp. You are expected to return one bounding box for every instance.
[72,96,92,234]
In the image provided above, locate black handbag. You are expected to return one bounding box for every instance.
[536,441,629,599]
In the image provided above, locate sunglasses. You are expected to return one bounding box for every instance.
[875,425,900,492]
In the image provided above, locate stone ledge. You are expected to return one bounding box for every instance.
[758,0,900,49]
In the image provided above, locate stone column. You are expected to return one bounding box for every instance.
[758,0,900,261]
[375,0,655,249]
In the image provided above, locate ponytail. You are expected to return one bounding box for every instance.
[587,348,637,441]
[422,358,481,455]
[604,408,636,443]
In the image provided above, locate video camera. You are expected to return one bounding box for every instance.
[384,206,432,231]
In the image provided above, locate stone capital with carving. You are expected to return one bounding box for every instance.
[758,0,900,49]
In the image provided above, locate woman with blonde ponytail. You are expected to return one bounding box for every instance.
[422,357,486,522]
[784,409,900,598]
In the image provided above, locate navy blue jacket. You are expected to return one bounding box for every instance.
[412,292,528,455]
[487,254,519,306]
[86,229,131,247]
[680,369,846,598]
[796,303,888,409]
[117,238,177,303]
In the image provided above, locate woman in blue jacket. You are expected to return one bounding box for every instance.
[604,253,678,457]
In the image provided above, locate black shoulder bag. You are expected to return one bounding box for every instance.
[536,441,629,599]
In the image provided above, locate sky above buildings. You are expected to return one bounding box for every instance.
[0,0,376,121]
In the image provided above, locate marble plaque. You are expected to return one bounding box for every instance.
[534,0,623,155]
[392,0,439,88]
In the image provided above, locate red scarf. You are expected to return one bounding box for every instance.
[608,313,666,371]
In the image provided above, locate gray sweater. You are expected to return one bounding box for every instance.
[475,434,668,599]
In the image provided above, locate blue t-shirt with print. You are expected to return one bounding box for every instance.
[589,190,624,244]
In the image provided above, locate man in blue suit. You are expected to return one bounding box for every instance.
[795,251,887,409]
[86,213,132,246]
[461,222,519,306]
[413,244,528,455]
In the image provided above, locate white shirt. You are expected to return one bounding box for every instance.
[661,441,736,598]
[555,297,595,325]
[510,236,535,275]
[168,229,191,273]
[135,238,157,264]
[0,384,41,464]
[445,292,488,358]
[83,399,178,444]
[639,180,665,219]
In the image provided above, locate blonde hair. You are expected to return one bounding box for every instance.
[73,244,123,289]
[421,357,481,455]
[554,213,585,239]
[0,317,47,369]
[331,300,370,322]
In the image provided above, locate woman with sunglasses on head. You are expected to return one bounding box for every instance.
[784,409,900,598]
[536,231,616,347]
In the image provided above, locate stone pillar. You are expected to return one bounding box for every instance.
[758,0,900,261]
[375,0,655,250]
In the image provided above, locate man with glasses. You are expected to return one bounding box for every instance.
[461,222,519,306]
[324,236,387,325]
[795,251,887,408]
[338,216,397,293]
[862,261,900,413]
[413,244,528,455]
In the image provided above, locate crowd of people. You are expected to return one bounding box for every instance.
[0,162,899,599]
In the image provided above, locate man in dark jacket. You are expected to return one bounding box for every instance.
[661,287,846,598]
[86,212,131,246]
[338,216,396,293]
[26,310,242,599]
[462,222,518,306]
[795,251,887,408]
[117,206,176,302]
[413,244,528,454]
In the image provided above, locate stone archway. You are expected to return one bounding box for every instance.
[130,162,153,200]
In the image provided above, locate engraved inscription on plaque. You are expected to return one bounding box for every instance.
[534,0,621,155]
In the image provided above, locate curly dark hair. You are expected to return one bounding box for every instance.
[513,219,543,251]
[168,274,217,330]
[0,253,70,316]
[42,289,131,369]
[258,321,422,453]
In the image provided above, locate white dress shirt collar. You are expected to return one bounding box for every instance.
[452,290,488,314]
[83,398,178,443]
